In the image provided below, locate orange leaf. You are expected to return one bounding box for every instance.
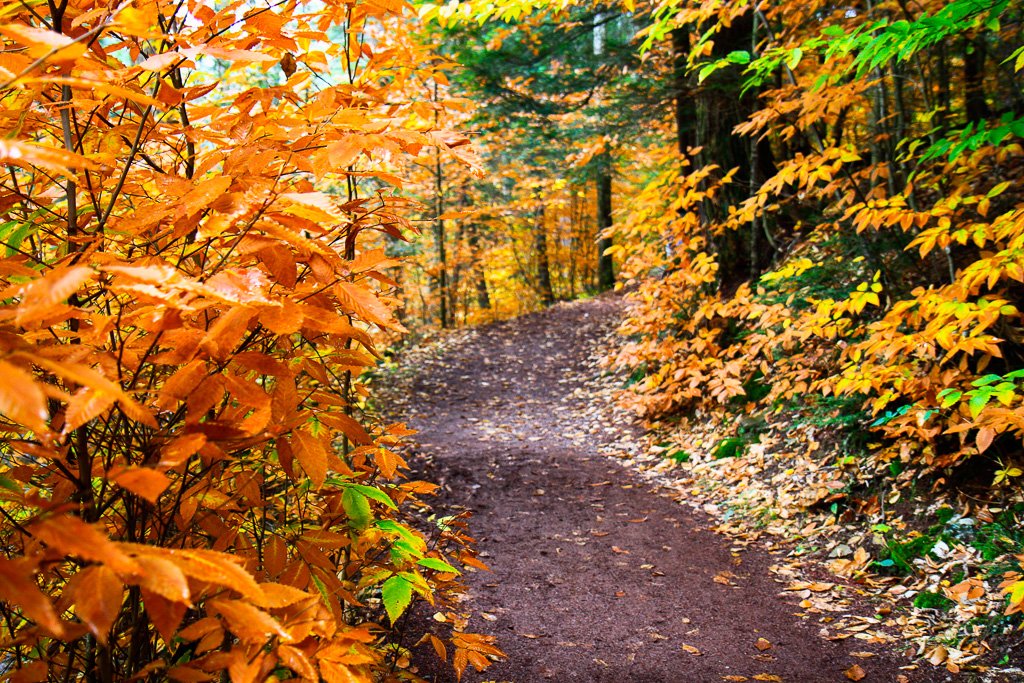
[334,281,390,327]
[325,137,364,170]
[175,175,233,220]
[143,589,188,644]
[0,139,97,175]
[845,664,867,681]
[68,566,123,644]
[210,599,290,643]
[166,666,216,682]
[292,428,328,489]
[976,426,996,453]
[133,556,191,604]
[159,433,208,467]
[452,650,468,682]
[0,24,85,61]
[260,582,313,608]
[0,359,49,434]
[124,545,265,605]
[110,467,170,503]
[318,412,373,446]
[31,516,141,575]
[278,644,317,680]
[29,355,157,428]
[200,306,255,360]
[63,388,116,434]
[0,557,63,636]
[429,634,447,663]
[138,51,185,71]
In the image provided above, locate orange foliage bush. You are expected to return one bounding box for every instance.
[0,0,500,681]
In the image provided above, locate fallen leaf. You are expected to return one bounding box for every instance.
[752,675,782,682]
[845,664,866,681]
[681,644,701,655]
[723,677,748,682]
[521,634,539,639]
[926,645,948,666]
[612,546,629,554]
[850,652,876,658]
[481,613,497,621]
[755,638,772,651]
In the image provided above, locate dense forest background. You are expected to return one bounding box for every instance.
[1,0,1024,679]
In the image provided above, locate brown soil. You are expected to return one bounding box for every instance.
[393,296,953,683]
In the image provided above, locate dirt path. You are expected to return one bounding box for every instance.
[395,297,946,683]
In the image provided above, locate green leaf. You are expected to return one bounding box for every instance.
[971,374,1002,387]
[3,222,39,256]
[787,47,802,69]
[381,574,414,624]
[342,487,372,530]
[697,63,718,83]
[968,391,990,419]
[726,50,751,64]
[0,474,20,492]
[937,389,962,408]
[342,483,396,509]
[418,557,461,574]
[376,519,426,552]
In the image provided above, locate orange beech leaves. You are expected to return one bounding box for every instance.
[0,0,498,681]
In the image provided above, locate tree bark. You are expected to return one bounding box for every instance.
[964,36,991,124]
[535,192,554,305]
[596,165,614,290]
[672,27,693,154]
[467,222,491,310]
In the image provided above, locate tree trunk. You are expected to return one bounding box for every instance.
[596,165,614,290]
[535,193,554,306]
[693,12,754,294]
[468,222,491,310]
[964,36,991,124]
[434,151,448,328]
[672,27,693,154]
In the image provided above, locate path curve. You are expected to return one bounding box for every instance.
[399,296,946,683]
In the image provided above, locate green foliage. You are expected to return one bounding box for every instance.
[914,591,955,610]
[382,574,415,624]
[713,437,746,459]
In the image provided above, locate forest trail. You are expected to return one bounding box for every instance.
[395,297,946,683]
